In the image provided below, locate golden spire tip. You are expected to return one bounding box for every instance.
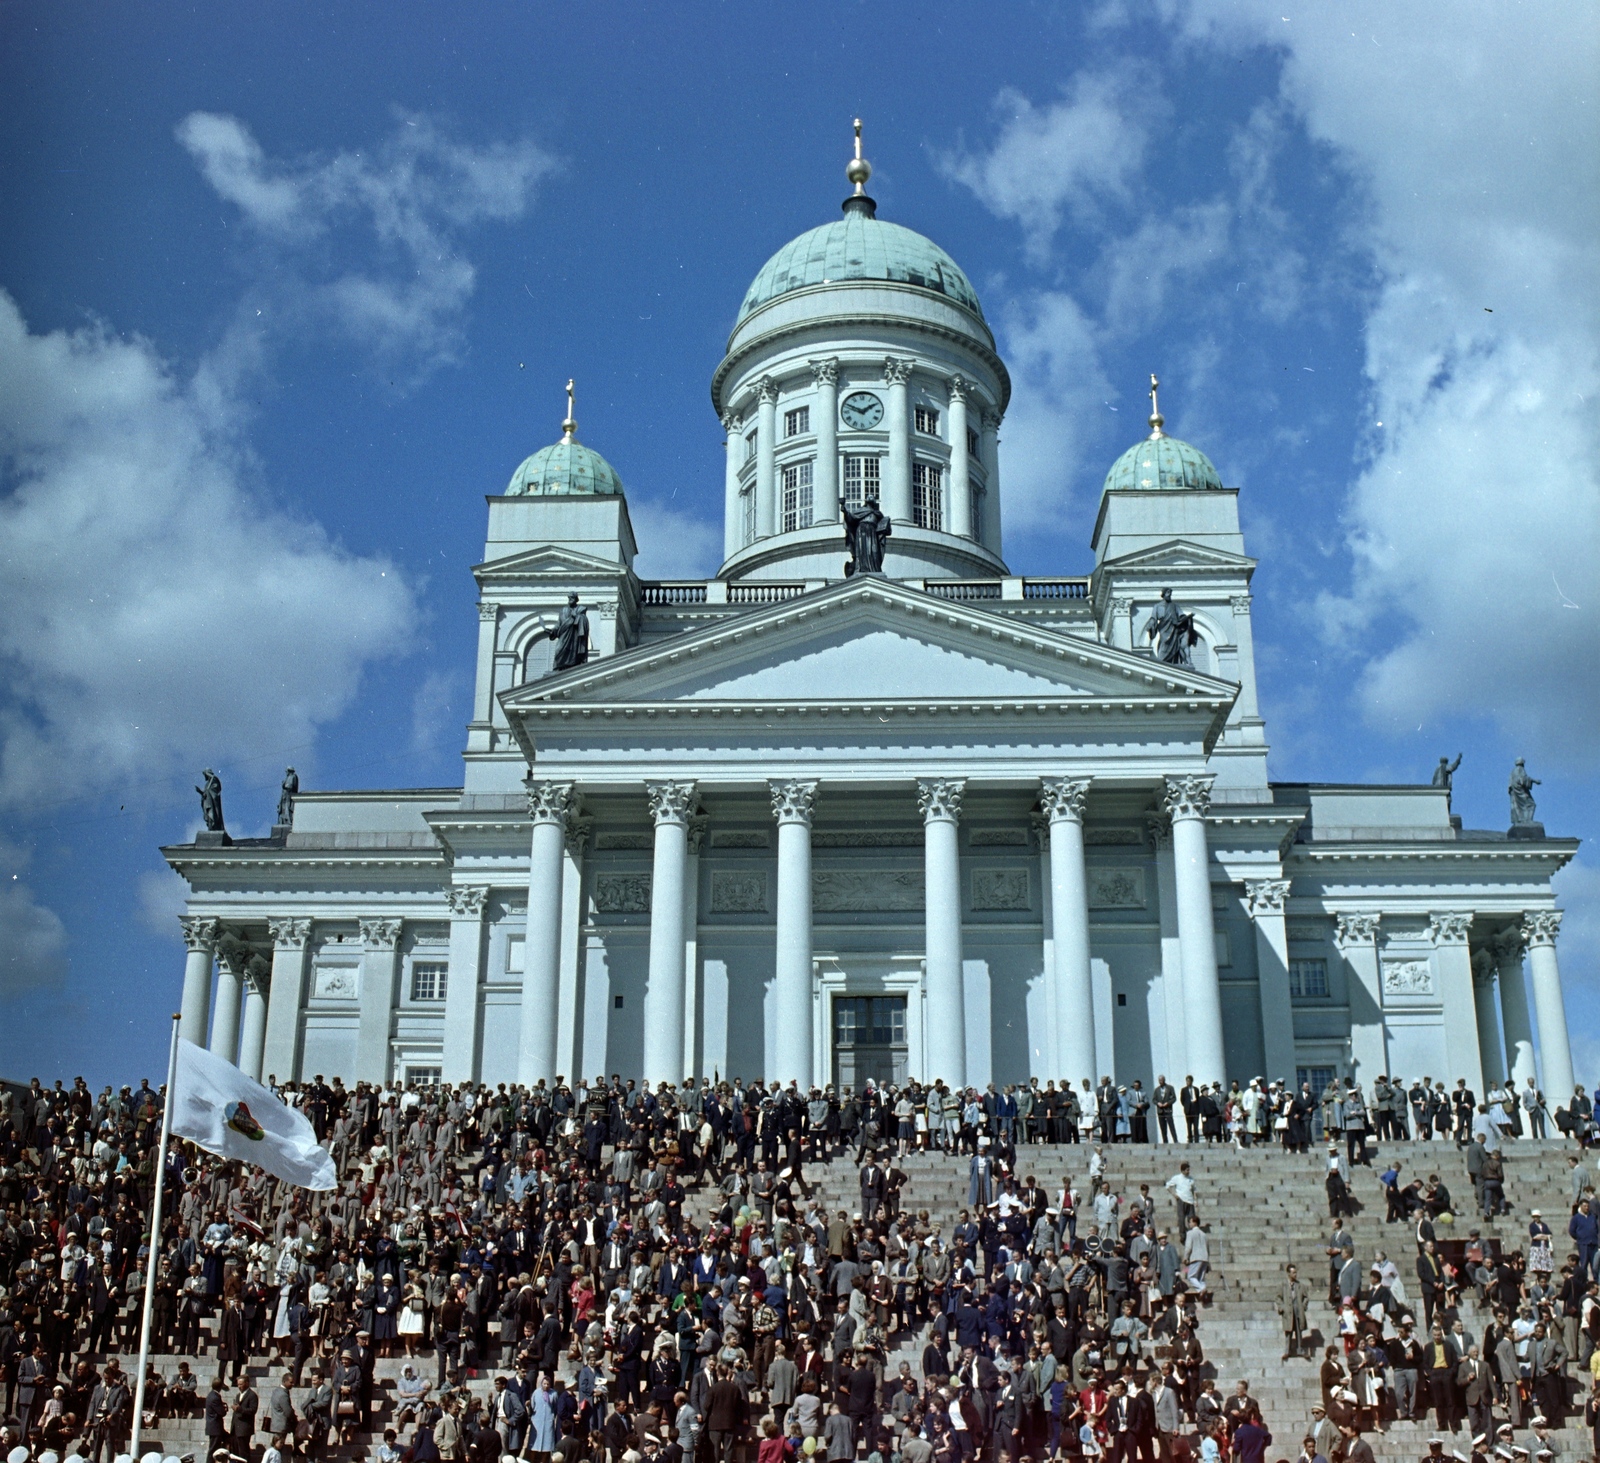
[847,118,872,195]
[1148,372,1165,439]
[561,378,577,442]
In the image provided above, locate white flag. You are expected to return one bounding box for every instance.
[172,1039,336,1190]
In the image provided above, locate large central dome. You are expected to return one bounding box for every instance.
[736,208,985,327]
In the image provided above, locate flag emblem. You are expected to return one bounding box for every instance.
[225,1101,265,1141]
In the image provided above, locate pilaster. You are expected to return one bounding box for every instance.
[356,917,402,1083]
[442,886,489,1084]
[1245,879,1296,1084]
[262,917,311,1084]
[1336,912,1386,1083]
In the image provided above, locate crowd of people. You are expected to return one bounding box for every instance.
[0,1068,1595,1463]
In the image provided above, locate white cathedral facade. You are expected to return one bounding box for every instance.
[165,146,1579,1103]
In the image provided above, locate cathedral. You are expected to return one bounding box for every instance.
[164,136,1579,1103]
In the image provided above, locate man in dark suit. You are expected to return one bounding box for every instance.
[204,1376,229,1458]
[705,1363,746,1463]
[229,1374,259,1461]
[1180,1078,1200,1144]
[1457,1344,1494,1443]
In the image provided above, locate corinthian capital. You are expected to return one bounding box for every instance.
[916,778,964,823]
[1335,911,1381,948]
[947,375,969,403]
[1522,910,1563,948]
[646,780,698,825]
[267,916,312,950]
[446,886,489,919]
[1162,774,1215,821]
[179,915,220,953]
[524,774,574,825]
[360,918,402,951]
[1427,911,1474,946]
[1244,880,1291,920]
[1039,777,1091,825]
[882,356,914,387]
[721,409,742,434]
[756,376,779,405]
[808,357,839,387]
[770,780,818,826]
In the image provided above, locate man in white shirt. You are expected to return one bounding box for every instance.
[1166,1163,1198,1232]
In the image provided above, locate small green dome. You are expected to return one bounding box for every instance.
[506,437,623,498]
[1102,432,1223,494]
[737,208,984,327]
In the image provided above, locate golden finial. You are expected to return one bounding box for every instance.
[847,117,872,195]
[561,378,577,443]
[1147,373,1165,439]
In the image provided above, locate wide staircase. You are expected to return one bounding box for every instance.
[785,1137,1586,1462]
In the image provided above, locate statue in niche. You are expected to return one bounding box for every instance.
[842,494,891,576]
[1431,753,1462,810]
[539,593,590,671]
[196,769,225,833]
[276,767,299,827]
[1142,587,1198,667]
[1508,759,1540,827]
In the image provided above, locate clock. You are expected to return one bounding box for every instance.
[840,391,885,430]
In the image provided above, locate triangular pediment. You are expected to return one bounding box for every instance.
[501,576,1234,713]
[1099,539,1257,573]
[473,544,627,581]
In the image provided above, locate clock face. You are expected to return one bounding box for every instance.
[840,391,885,431]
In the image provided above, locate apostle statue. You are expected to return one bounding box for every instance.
[1142,587,1199,667]
[195,768,225,833]
[1432,753,1462,810]
[1508,759,1540,827]
[842,494,891,576]
[276,767,299,828]
[541,593,590,672]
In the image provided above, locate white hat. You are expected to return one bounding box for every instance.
[9,1450,29,1463]
[144,1452,164,1463]
[1530,1418,1548,1428]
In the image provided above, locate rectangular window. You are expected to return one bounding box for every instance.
[741,485,756,545]
[914,405,940,435]
[1297,1066,1337,1101]
[970,484,983,539]
[784,406,810,438]
[410,962,448,1001]
[967,427,981,457]
[912,462,943,530]
[745,430,758,464]
[781,460,814,532]
[841,454,880,510]
[1289,958,1329,998]
[406,1066,442,1088]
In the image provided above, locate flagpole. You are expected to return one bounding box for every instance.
[131,1013,182,1459]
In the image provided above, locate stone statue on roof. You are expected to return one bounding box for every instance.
[1142,588,1198,668]
[842,494,891,576]
[196,769,225,833]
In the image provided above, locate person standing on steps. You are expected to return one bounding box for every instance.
[1153,1078,1179,1145]
[1179,1078,1201,1144]
[1277,1265,1309,1361]
[1165,1163,1198,1235]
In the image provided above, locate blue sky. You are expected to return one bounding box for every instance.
[2,1,1596,1086]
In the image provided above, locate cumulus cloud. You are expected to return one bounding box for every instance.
[939,73,1150,259]
[628,499,724,580]
[0,291,419,810]
[177,111,558,372]
[1166,1,1600,765]
[0,838,67,995]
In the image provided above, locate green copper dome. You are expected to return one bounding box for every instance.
[737,209,984,326]
[1102,432,1223,494]
[506,436,623,497]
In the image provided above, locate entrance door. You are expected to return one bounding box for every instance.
[832,995,908,1091]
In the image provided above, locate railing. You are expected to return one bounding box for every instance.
[639,582,708,606]
[728,582,806,604]
[926,580,1002,600]
[1022,578,1089,600]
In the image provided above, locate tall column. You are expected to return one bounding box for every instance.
[1147,815,1188,1083]
[519,779,573,1088]
[682,817,705,1079]
[1246,879,1297,1085]
[1032,814,1057,1076]
[1471,949,1507,1088]
[722,409,744,560]
[356,918,401,1083]
[1494,927,1536,1088]
[1227,593,1264,725]
[1164,775,1225,1088]
[560,817,593,1084]
[883,358,913,523]
[1429,912,1483,1095]
[178,916,218,1047]
[239,963,269,1082]
[1336,912,1386,1083]
[770,781,817,1088]
[1523,911,1575,1104]
[262,917,311,1084]
[755,378,778,539]
[980,408,1003,556]
[441,887,489,1084]
[919,778,966,1087]
[1040,778,1094,1087]
[209,938,245,1062]
[811,359,840,523]
[643,781,696,1085]
[948,377,972,539]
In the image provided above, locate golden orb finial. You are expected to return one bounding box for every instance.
[1147,373,1166,439]
[846,117,872,194]
[561,378,578,443]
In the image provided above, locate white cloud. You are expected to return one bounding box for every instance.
[0,839,67,995]
[0,290,419,811]
[940,74,1149,259]
[177,111,558,372]
[628,499,724,580]
[1166,1,1600,766]
[136,864,190,940]
[410,669,465,757]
